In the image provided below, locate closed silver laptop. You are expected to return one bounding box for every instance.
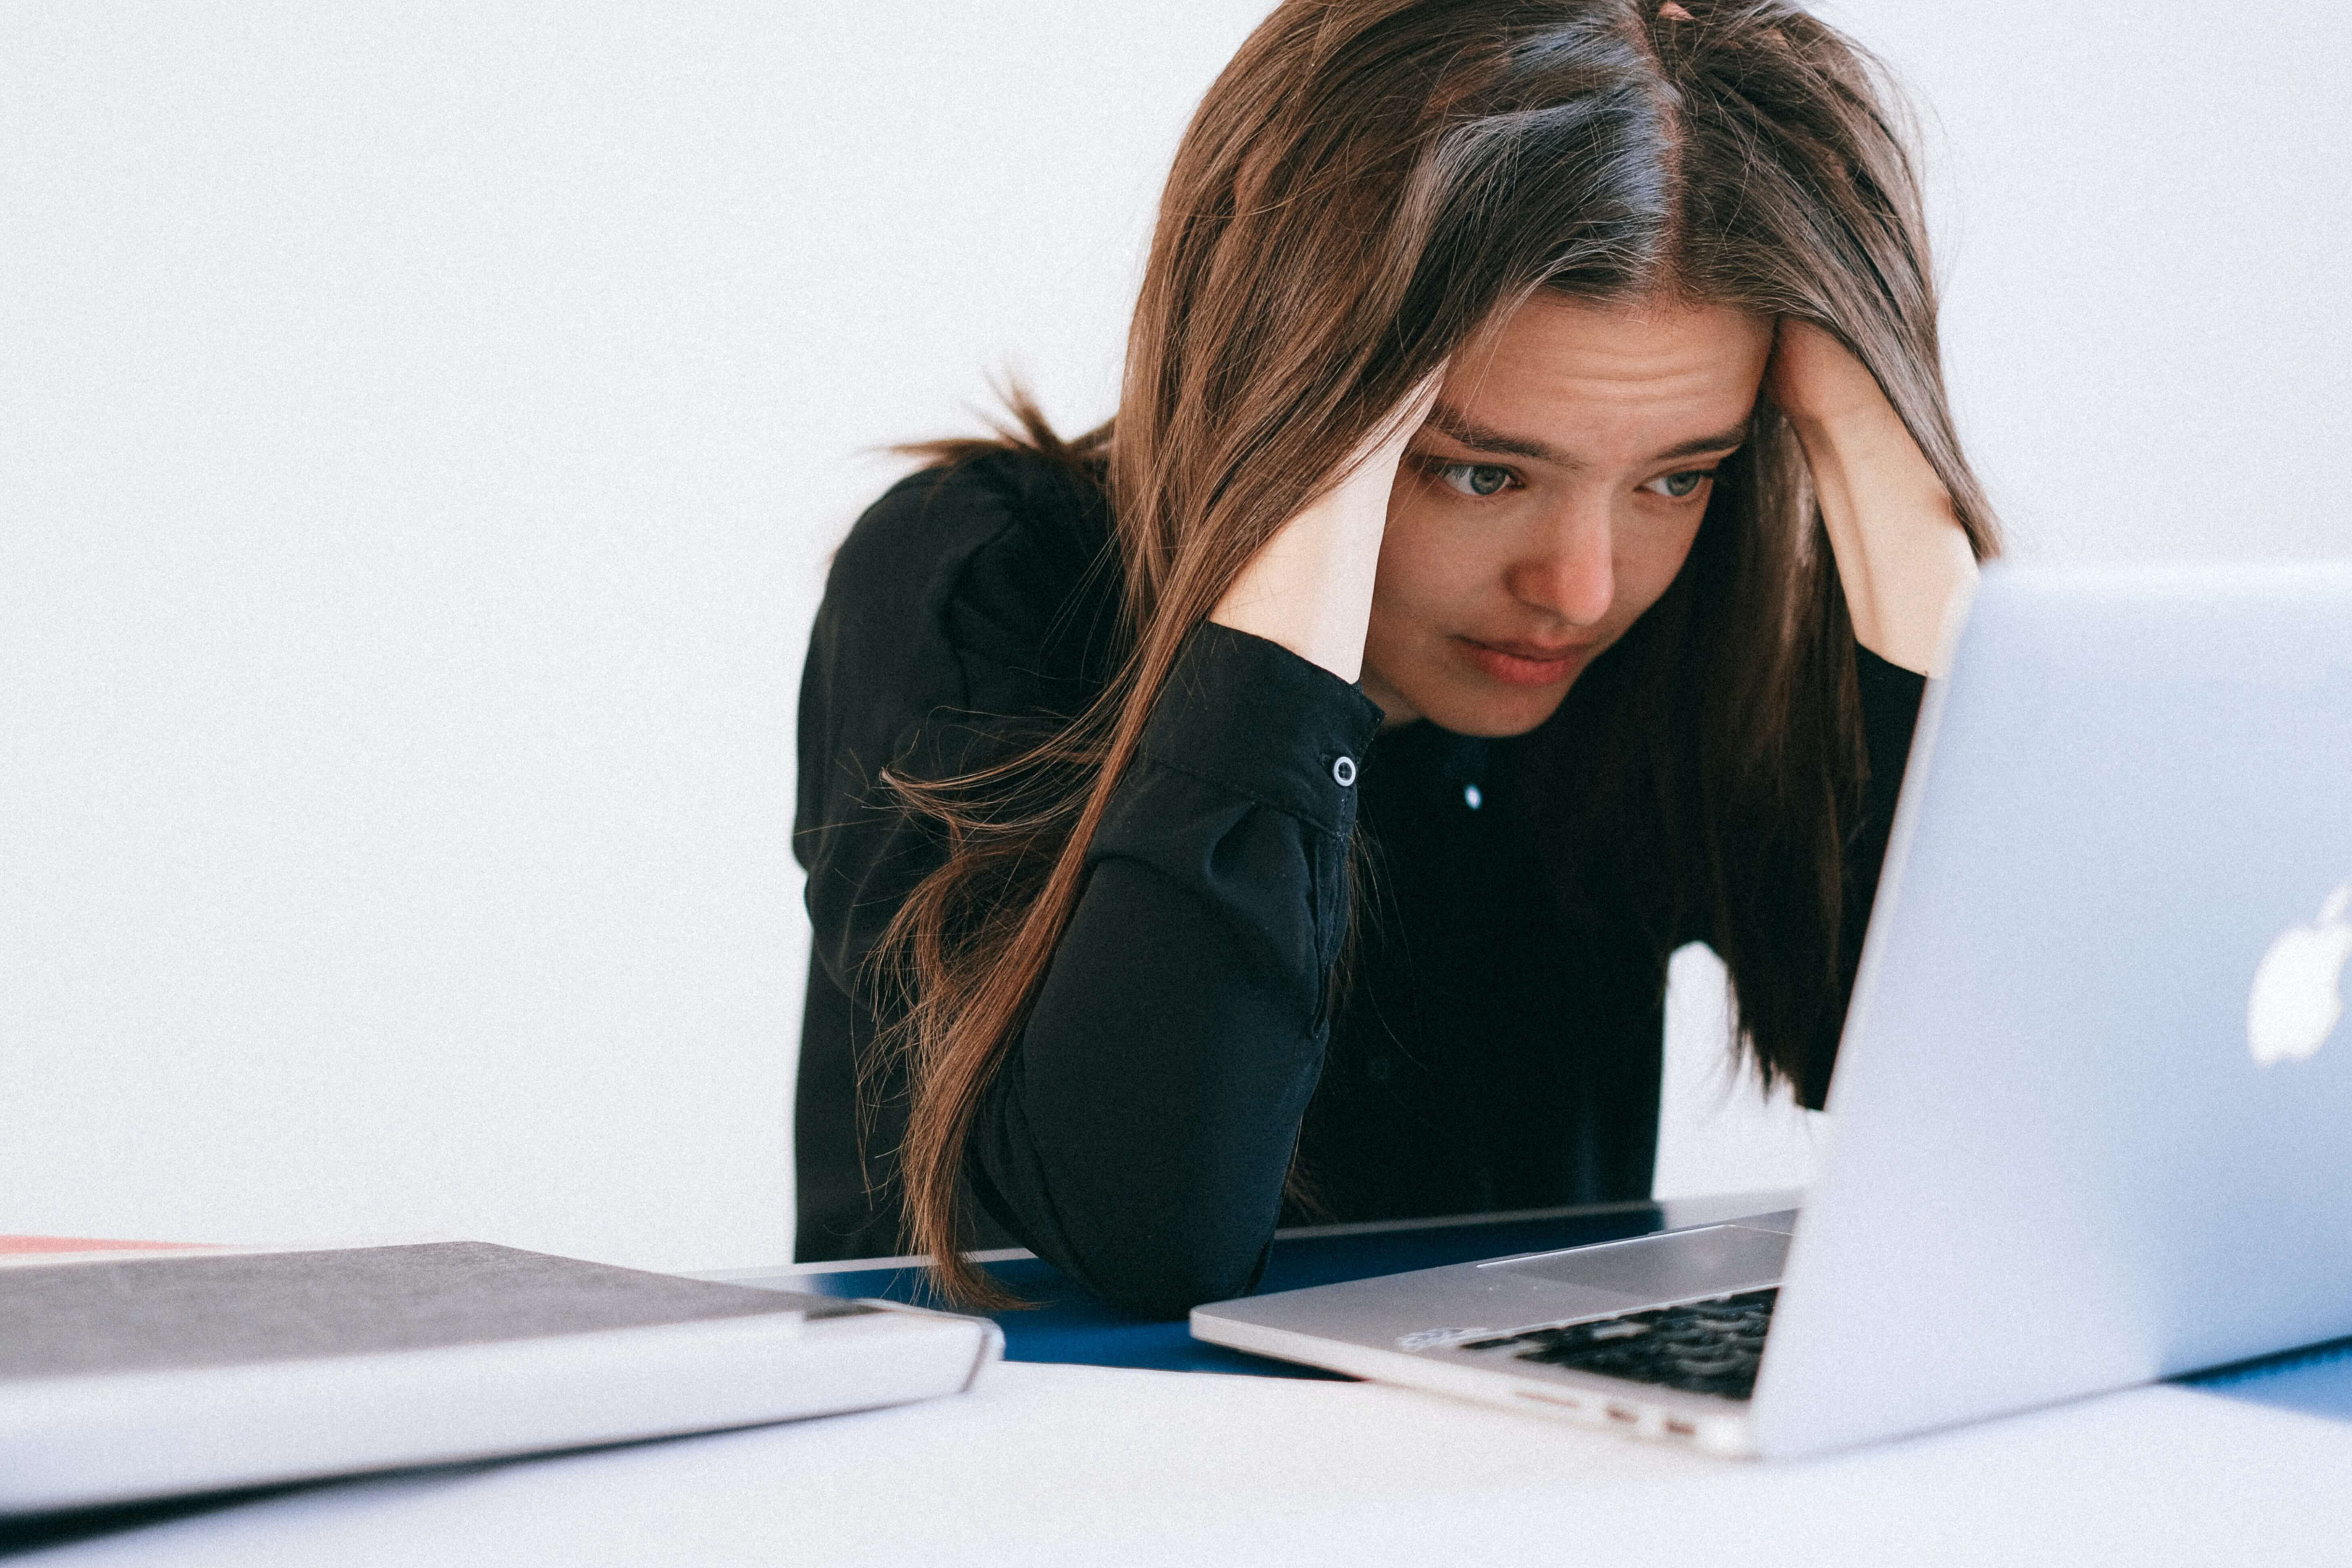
[1193,560,2352,1457]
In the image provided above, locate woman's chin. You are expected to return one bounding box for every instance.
[1392,674,1576,738]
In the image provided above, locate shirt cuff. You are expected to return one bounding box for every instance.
[1138,622,1383,836]
[1854,640,1929,785]
[1854,641,1927,709]
[1853,639,1929,733]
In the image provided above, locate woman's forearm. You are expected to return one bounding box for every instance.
[1206,463,1392,684]
[1791,402,1979,677]
[1771,322,1978,678]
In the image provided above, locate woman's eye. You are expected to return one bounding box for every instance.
[1433,462,1516,498]
[1640,469,1714,500]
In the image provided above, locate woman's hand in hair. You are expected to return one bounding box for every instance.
[1767,320,1979,677]
[1208,373,1444,688]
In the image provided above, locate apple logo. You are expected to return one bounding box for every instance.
[2248,882,2352,1066]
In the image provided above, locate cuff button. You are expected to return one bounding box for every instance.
[1331,756,1358,787]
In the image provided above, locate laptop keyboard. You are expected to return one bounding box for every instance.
[1459,1287,1777,1401]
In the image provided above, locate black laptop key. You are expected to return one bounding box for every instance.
[1502,1288,1779,1401]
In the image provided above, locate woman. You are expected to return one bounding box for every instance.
[795,0,1996,1315]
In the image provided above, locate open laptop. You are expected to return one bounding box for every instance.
[1193,560,2352,1458]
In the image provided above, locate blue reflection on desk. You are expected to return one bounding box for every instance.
[749,1198,1724,1377]
[729,1190,2352,1414]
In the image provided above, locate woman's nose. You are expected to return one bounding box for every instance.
[1506,515,1614,627]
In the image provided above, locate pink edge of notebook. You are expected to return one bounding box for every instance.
[0,1235,222,1255]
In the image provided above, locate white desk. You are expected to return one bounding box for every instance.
[20,1351,2352,1566]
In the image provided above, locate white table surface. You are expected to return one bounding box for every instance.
[21,1351,2352,1567]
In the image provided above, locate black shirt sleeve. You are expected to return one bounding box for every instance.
[1813,644,1930,1104]
[1849,644,1929,914]
[794,456,1378,1315]
[969,623,1377,1316]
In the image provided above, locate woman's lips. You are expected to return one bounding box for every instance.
[1456,635,1592,687]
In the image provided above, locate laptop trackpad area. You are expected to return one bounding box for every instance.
[1488,1224,1790,1300]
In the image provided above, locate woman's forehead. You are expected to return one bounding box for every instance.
[1436,294,1771,465]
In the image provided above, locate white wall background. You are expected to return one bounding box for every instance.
[4,2,2345,1270]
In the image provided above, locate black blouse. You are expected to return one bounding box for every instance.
[793,449,1925,1317]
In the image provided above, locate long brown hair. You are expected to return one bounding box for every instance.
[868,0,1998,1306]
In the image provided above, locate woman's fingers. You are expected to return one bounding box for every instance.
[1765,319,1888,434]
[1375,367,1446,462]
[1388,366,1447,445]
[1337,366,1447,487]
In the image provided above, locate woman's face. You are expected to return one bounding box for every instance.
[1360,293,1773,736]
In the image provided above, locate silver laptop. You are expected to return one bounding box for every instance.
[1194,560,2352,1458]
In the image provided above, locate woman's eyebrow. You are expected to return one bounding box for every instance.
[1651,428,1750,463]
[1423,404,1746,468]
[1424,403,1565,464]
